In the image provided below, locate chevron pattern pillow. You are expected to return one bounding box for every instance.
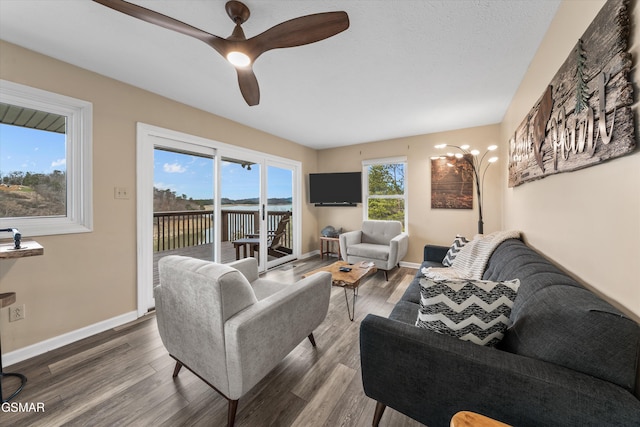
[441,235,468,266]
[415,277,520,347]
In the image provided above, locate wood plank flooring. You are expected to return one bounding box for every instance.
[2,257,424,427]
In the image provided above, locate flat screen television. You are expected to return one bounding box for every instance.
[309,172,362,206]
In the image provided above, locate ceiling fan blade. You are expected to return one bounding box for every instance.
[93,0,228,56]
[245,11,349,60]
[236,67,260,106]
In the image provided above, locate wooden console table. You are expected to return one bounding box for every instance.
[0,239,44,402]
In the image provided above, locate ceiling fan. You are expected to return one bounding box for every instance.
[93,0,350,106]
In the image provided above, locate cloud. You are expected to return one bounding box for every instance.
[154,182,176,192]
[51,158,66,168]
[163,162,186,173]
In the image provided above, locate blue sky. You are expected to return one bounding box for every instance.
[0,126,291,201]
[154,149,215,200]
[154,149,292,201]
[0,124,66,176]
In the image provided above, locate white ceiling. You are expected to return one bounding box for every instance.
[0,0,560,149]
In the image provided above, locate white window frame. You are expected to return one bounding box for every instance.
[362,156,408,230]
[0,80,93,236]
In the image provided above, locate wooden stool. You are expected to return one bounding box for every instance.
[0,292,27,403]
[450,411,511,427]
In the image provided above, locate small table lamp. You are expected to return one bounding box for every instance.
[0,228,21,249]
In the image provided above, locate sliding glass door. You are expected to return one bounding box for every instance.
[139,134,215,313]
[220,156,263,268]
[265,162,296,269]
[137,124,301,316]
[153,147,215,287]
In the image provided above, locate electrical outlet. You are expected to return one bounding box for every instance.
[9,304,25,322]
[114,187,130,199]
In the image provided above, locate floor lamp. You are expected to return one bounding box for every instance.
[434,144,498,234]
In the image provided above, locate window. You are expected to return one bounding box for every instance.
[363,157,407,229]
[0,80,92,236]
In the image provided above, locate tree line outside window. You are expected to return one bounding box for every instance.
[363,158,407,229]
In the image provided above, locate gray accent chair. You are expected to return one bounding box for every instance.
[339,220,408,280]
[155,255,332,427]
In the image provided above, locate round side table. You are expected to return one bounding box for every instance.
[0,292,27,402]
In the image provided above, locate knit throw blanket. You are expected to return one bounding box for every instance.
[423,230,521,280]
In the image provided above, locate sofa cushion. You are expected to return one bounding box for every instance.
[486,239,640,393]
[499,284,640,393]
[442,235,469,267]
[416,277,520,347]
[347,242,390,261]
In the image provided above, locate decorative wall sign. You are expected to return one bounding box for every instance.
[431,155,473,209]
[508,0,635,187]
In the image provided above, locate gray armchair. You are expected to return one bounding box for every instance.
[339,220,408,280]
[155,255,332,427]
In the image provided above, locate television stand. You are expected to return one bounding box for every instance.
[314,203,357,207]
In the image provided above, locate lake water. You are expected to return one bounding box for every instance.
[220,204,292,212]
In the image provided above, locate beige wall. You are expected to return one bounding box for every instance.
[0,40,319,353]
[501,0,640,320]
[316,124,503,264]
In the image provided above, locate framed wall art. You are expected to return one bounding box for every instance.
[431,155,473,209]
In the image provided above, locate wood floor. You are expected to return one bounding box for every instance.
[2,257,424,427]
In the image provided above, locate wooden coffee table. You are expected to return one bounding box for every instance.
[303,260,377,321]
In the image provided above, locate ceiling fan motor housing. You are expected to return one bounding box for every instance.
[226,1,250,25]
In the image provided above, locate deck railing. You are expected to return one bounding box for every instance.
[153,210,214,251]
[154,209,292,252]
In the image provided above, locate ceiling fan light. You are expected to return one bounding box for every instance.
[227,51,251,68]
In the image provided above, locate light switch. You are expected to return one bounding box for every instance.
[114,187,130,199]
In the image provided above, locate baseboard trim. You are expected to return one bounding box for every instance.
[300,249,321,259]
[2,310,139,368]
[400,261,421,269]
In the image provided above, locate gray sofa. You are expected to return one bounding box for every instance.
[360,238,640,426]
